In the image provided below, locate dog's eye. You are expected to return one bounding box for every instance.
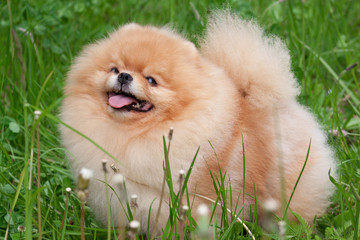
[110,67,119,74]
[146,76,157,86]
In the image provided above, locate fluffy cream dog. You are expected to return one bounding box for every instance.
[60,11,336,230]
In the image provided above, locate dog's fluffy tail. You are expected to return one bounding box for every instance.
[200,11,299,108]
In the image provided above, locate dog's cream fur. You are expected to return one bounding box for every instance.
[60,11,336,230]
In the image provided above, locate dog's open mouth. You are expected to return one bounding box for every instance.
[108,91,153,112]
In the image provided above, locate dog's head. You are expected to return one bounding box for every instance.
[64,24,214,126]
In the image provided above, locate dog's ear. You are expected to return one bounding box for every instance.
[158,24,200,57]
[114,23,141,33]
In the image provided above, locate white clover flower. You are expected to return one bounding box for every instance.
[131,194,138,208]
[197,204,209,217]
[129,220,140,230]
[263,198,279,213]
[279,220,286,237]
[168,127,174,140]
[17,225,26,232]
[113,173,124,184]
[179,169,185,176]
[79,168,94,180]
[34,110,41,119]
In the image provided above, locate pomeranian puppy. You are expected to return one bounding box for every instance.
[60,11,336,230]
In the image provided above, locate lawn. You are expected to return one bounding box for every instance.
[1,0,359,239]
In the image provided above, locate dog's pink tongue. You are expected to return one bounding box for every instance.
[109,95,136,108]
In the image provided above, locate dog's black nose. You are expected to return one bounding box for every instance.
[118,72,133,85]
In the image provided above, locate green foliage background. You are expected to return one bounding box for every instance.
[1,0,359,239]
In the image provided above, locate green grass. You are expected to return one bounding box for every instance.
[1,0,359,239]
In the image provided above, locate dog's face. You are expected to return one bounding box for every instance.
[65,24,211,126]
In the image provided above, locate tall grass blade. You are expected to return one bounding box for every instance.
[283,139,311,219]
